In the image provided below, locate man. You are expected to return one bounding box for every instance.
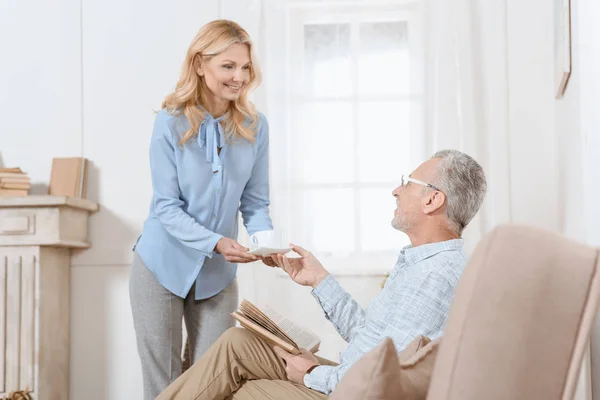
[157,149,487,400]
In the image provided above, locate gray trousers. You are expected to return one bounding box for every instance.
[129,251,239,400]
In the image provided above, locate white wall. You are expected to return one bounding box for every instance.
[0,0,82,188]
[0,1,220,398]
[554,0,600,398]
[555,0,584,244]
[553,0,589,397]
[503,0,596,393]
[576,0,600,398]
[506,0,559,231]
[1,0,598,399]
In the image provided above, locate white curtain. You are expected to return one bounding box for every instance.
[423,0,512,252]
[254,0,513,255]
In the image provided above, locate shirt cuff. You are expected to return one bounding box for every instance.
[205,233,224,258]
[311,274,346,315]
[303,365,334,394]
[245,221,274,237]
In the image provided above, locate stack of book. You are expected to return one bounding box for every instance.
[0,167,30,197]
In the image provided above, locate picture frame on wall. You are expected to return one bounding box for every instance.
[555,0,572,99]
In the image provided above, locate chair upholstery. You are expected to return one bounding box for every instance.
[427,225,600,400]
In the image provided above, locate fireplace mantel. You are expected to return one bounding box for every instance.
[0,196,98,400]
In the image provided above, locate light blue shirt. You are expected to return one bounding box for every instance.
[134,108,273,300]
[305,239,466,394]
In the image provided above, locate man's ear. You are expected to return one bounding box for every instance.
[194,55,204,76]
[423,191,446,215]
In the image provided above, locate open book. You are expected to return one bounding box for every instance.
[232,299,320,355]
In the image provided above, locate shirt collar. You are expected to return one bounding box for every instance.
[400,238,464,266]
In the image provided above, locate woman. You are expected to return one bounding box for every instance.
[130,20,273,399]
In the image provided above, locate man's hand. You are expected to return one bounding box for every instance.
[215,237,258,263]
[272,244,329,288]
[261,256,277,267]
[273,346,320,385]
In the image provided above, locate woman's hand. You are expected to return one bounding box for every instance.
[215,237,259,263]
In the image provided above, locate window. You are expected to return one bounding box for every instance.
[270,2,424,274]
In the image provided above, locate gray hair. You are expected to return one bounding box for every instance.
[430,150,487,235]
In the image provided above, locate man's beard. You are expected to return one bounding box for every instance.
[391,212,415,232]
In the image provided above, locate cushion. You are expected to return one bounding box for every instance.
[330,336,440,400]
[399,335,431,362]
[398,338,440,397]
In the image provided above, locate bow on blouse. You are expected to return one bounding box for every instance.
[197,112,227,173]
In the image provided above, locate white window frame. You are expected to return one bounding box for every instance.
[275,0,424,275]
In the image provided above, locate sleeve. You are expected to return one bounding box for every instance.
[305,272,453,394]
[239,114,273,234]
[311,274,366,342]
[149,112,223,257]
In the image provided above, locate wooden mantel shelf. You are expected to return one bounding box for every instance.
[0,195,99,213]
[0,195,98,249]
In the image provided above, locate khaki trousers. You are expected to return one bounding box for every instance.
[156,327,337,400]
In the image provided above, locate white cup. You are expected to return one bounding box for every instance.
[249,230,285,250]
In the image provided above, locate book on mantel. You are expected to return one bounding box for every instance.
[0,167,30,197]
[48,157,88,199]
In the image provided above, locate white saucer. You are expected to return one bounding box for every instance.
[248,247,292,257]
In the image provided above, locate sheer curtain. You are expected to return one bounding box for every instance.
[253,0,512,262]
[257,0,427,281]
[423,0,512,252]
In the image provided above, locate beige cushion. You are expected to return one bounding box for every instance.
[331,336,439,400]
[399,335,431,362]
[399,338,439,397]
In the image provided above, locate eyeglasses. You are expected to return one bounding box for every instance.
[400,174,443,192]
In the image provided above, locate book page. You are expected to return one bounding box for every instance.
[240,301,283,336]
[235,299,321,353]
[241,306,286,341]
[239,300,297,347]
[232,312,300,355]
[263,306,321,353]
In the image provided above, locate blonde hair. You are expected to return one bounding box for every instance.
[162,20,262,146]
